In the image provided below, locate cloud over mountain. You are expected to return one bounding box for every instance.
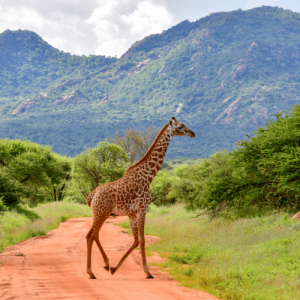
[0,0,173,57]
[0,0,300,56]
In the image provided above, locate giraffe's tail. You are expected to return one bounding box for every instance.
[86,193,93,207]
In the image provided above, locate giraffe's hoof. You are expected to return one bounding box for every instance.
[103,266,109,271]
[110,267,116,275]
[89,275,97,279]
[146,275,154,279]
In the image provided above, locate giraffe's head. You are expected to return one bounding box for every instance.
[169,117,196,137]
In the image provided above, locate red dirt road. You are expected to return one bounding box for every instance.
[0,217,219,300]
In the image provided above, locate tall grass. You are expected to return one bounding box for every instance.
[0,202,92,252]
[121,204,300,300]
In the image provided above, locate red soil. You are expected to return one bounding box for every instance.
[0,216,219,300]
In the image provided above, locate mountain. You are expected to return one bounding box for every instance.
[1,6,300,158]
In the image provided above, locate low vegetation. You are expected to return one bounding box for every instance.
[0,202,92,252]
[121,204,300,300]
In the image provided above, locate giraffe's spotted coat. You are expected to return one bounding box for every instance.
[86,118,195,279]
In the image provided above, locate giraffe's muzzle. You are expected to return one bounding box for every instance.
[189,130,196,137]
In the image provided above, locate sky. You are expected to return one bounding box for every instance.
[0,0,300,57]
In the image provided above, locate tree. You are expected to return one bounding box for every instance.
[108,126,160,164]
[0,197,7,213]
[149,169,177,205]
[0,139,72,206]
[0,169,21,207]
[71,141,129,199]
[176,107,300,217]
[46,154,71,202]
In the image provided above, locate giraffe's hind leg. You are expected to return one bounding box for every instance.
[94,233,110,271]
[86,216,109,279]
[110,216,139,275]
[86,225,97,279]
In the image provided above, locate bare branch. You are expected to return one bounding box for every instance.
[108,126,160,164]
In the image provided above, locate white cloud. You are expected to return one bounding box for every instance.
[0,0,174,57]
[0,6,44,29]
[0,2,92,55]
[0,0,300,57]
[87,0,173,57]
[121,1,173,36]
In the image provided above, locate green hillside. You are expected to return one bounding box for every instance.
[1,6,300,158]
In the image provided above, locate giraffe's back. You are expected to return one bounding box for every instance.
[88,175,139,217]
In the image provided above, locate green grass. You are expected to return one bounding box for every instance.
[120,204,300,300]
[0,202,92,252]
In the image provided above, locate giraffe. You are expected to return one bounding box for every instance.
[86,117,195,279]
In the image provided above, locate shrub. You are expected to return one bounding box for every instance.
[0,197,7,213]
[177,107,300,217]
[150,170,177,205]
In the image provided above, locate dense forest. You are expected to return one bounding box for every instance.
[1,6,300,158]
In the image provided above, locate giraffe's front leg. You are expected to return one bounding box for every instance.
[137,210,154,279]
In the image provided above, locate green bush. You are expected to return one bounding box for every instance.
[65,141,129,203]
[0,139,71,207]
[0,197,7,213]
[148,105,300,218]
[170,106,300,217]
[0,170,21,206]
[150,170,177,205]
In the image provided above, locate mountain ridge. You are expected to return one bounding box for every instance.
[1,6,300,158]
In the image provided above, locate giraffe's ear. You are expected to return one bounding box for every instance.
[169,120,172,125]
[171,117,178,124]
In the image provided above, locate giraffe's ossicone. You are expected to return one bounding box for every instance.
[86,117,195,279]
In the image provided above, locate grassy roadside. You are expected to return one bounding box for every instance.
[120,204,300,300]
[0,202,92,252]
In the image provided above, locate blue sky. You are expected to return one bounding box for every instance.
[0,0,299,57]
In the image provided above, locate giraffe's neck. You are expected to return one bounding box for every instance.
[143,127,172,182]
[125,124,173,184]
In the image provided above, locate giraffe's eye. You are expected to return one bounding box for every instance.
[177,126,183,129]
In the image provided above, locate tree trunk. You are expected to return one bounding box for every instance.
[58,184,65,201]
[53,186,57,202]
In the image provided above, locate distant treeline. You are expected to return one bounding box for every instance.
[2,103,300,217]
